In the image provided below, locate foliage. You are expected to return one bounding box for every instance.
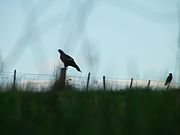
[0,87,180,135]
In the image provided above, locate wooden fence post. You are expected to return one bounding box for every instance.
[13,69,16,88]
[86,72,91,91]
[130,78,133,89]
[60,68,66,88]
[53,68,66,90]
[147,80,151,88]
[103,76,106,90]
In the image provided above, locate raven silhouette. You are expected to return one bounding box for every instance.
[165,73,173,86]
[58,49,81,72]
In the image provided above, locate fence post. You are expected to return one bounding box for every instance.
[13,69,16,88]
[147,80,151,88]
[59,68,66,88]
[86,72,91,91]
[103,76,106,90]
[130,78,133,89]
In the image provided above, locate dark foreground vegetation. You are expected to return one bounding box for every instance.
[0,87,180,135]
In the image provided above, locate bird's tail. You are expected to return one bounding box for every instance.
[164,81,168,86]
[75,64,81,72]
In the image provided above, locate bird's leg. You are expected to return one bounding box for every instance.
[62,67,67,71]
[63,64,66,70]
[63,64,67,71]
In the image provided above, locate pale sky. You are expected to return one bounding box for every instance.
[0,0,179,81]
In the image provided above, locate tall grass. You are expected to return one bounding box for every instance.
[0,87,180,135]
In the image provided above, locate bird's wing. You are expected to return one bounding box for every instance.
[68,60,81,72]
[165,76,171,85]
[65,54,74,61]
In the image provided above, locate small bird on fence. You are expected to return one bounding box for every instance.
[58,49,81,72]
[165,73,173,86]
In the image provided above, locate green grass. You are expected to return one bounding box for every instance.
[0,87,180,135]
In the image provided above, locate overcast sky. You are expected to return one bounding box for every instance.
[0,0,179,81]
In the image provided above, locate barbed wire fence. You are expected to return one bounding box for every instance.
[0,70,180,91]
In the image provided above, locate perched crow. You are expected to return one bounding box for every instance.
[165,73,173,86]
[58,49,81,72]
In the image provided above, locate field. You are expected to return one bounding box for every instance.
[0,86,180,135]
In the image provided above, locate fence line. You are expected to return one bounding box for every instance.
[0,71,180,90]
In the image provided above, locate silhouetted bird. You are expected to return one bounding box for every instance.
[165,73,173,86]
[58,49,81,72]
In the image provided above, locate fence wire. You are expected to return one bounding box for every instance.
[0,72,180,91]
